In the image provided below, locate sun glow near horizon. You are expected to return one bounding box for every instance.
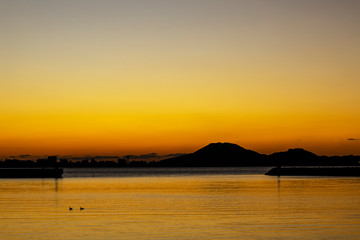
[1,0,360,156]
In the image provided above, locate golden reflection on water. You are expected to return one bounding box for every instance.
[1,175,360,240]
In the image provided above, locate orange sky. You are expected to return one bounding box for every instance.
[1,0,360,157]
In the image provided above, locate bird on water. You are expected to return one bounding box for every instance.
[69,207,72,211]
[80,207,84,210]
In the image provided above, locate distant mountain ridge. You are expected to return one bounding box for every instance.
[156,142,360,167]
[158,142,267,167]
[1,142,359,168]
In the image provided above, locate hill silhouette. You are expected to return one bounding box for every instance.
[158,142,268,167]
[156,142,360,167]
[1,142,359,168]
[269,148,320,166]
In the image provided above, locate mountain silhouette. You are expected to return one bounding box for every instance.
[2,142,360,168]
[156,143,360,167]
[269,148,320,166]
[158,142,268,167]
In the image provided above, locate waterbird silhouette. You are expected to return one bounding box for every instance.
[80,207,84,210]
[69,207,72,211]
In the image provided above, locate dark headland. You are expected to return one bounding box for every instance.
[156,142,360,176]
[1,142,360,177]
[155,142,360,168]
[264,167,360,176]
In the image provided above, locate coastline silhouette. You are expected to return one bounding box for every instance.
[0,142,359,170]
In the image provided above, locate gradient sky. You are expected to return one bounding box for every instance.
[1,0,360,156]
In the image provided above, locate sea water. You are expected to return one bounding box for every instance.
[1,168,360,240]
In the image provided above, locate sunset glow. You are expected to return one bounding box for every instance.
[1,0,360,156]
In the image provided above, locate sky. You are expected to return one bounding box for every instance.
[1,0,360,157]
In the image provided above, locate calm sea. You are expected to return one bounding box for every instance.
[1,167,360,240]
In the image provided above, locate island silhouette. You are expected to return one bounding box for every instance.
[1,142,359,169]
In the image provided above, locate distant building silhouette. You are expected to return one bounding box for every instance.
[37,156,58,168]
